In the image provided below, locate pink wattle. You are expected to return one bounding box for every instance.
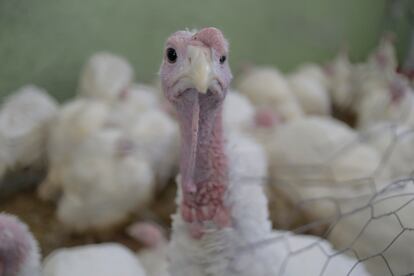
[175,91,231,238]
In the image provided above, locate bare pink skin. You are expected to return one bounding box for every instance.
[160,28,233,239]
[127,222,166,248]
[254,108,283,128]
[0,214,33,276]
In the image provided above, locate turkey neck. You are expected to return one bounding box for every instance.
[175,90,228,221]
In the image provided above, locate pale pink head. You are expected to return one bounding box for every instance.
[160,27,232,101]
[160,28,233,236]
[0,213,40,276]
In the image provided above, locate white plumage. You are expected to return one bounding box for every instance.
[55,127,155,232]
[39,52,178,231]
[356,74,414,129]
[0,85,58,175]
[78,52,134,102]
[38,99,111,200]
[169,132,370,276]
[267,117,383,218]
[325,50,354,110]
[327,178,414,276]
[269,117,381,183]
[236,67,304,122]
[263,116,414,275]
[42,243,147,276]
[222,90,255,133]
[124,108,179,188]
[288,64,331,116]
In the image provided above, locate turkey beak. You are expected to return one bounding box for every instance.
[187,45,213,94]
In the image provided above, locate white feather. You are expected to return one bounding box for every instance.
[168,132,369,276]
[42,244,147,276]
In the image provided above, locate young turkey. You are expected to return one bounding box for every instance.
[236,66,304,124]
[39,53,178,231]
[160,27,370,276]
[78,51,134,102]
[287,63,331,116]
[0,213,41,276]
[0,85,58,197]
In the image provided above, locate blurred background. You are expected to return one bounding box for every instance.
[0,0,412,100]
[1,1,414,275]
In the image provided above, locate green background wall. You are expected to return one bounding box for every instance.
[0,0,411,101]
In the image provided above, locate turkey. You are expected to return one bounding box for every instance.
[265,117,414,275]
[78,51,134,102]
[236,66,304,124]
[268,117,383,186]
[366,34,398,79]
[356,72,414,130]
[79,52,179,187]
[0,85,58,197]
[0,213,41,276]
[159,27,370,276]
[54,126,155,232]
[264,116,384,228]
[325,49,354,111]
[352,35,401,127]
[287,63,331,116]
[38,99,111,201]
[39,52,178,231]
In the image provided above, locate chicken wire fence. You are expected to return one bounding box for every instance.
[204,121,414,276]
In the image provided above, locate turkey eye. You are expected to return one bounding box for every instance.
[219,55,226,64]
[166,48,177,63]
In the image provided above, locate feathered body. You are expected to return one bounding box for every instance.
[160,27,370,276]
[288,64,331,116]
[39,52,179,231]
[236,66,303,122]
[0,85,58,176]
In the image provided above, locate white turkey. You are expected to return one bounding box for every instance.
[159,27,370,276]
[0,85,58,197]
[78,51,179,187]
[325,49,355,111]
[287,63,331,116]
[54,126,155,232]
[236,66,304,123]
[78,51,134,102]
[38,99,111,201]
[356,72,414,130]
[39,52,178,231]
[265,117,414,275]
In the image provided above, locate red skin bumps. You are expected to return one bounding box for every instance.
[160,28,233,239]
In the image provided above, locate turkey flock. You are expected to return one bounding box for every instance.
[1,28,414,276]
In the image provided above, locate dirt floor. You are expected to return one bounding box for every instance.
[0,180,177,257]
